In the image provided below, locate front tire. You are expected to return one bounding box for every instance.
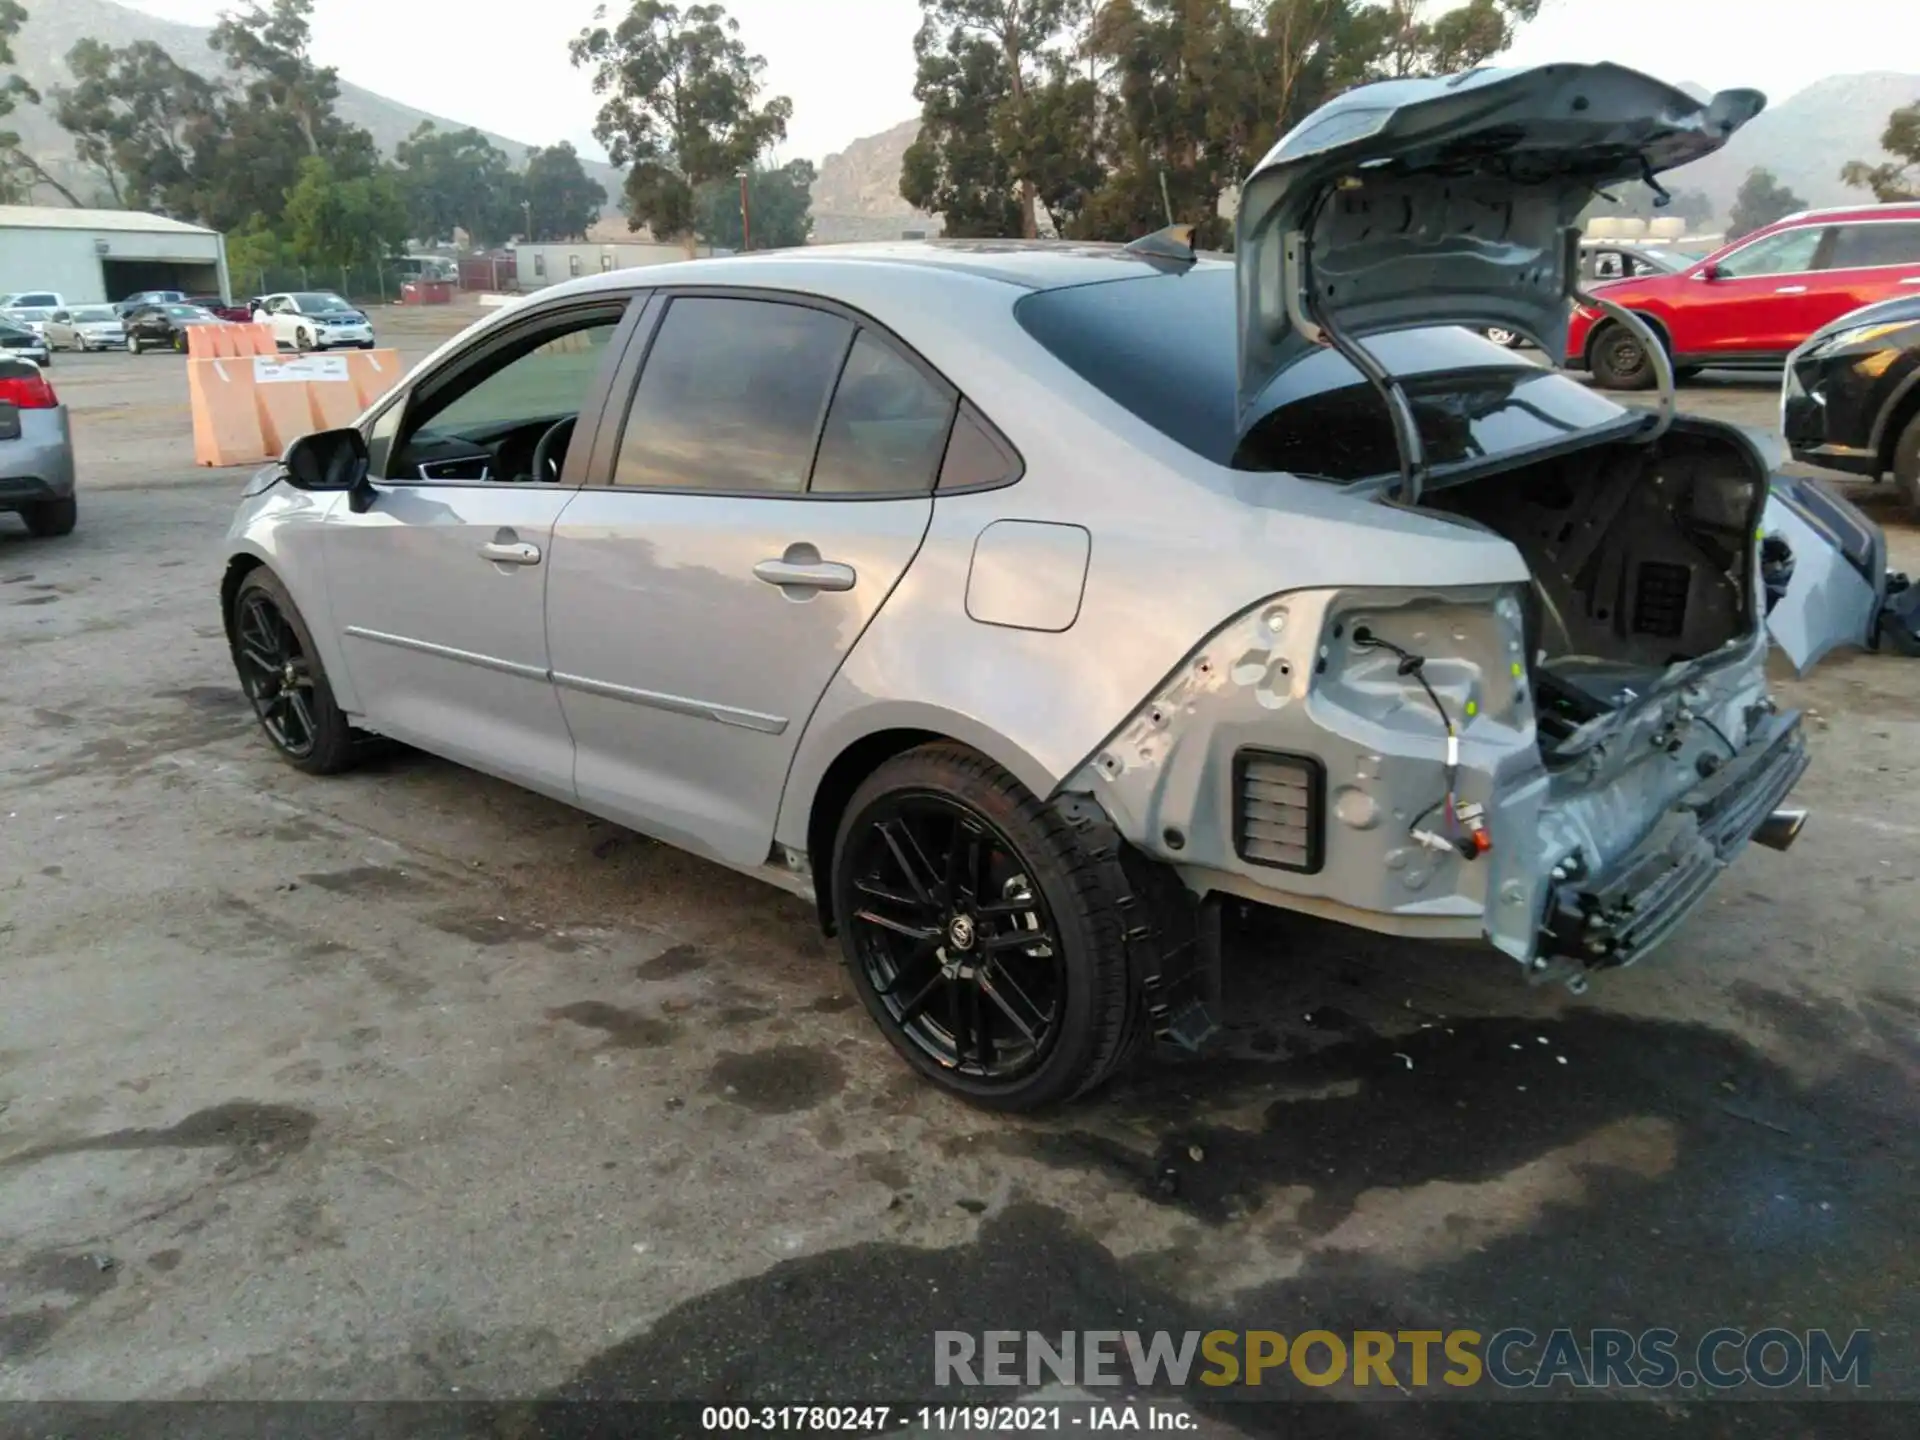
[831,744,1142,1111]
[1893,412,1920,517]
[229,569,360,775]
[1588,320,1658,390]
[22,496,76,538]
[295,327,313,352]
[128,335,142,355]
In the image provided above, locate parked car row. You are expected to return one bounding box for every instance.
[1,291,380,356]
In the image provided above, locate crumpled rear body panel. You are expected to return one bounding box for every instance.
[1070,577,1783,968]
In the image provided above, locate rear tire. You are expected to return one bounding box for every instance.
[1893,413,1920,518]
[830,744,1147,1111]
[22,496,76,538]
[1588,320,1658,390]
[229,569,361,776]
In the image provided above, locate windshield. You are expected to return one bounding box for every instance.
[293,292,353,313]
[8,308,52,321]
[72,306,117,322]
[164,305,206,318]
[1014,266,1632,482]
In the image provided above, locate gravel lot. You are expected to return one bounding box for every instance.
[2,302,1917,1430]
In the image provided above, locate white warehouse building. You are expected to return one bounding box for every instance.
[0,206,229,305]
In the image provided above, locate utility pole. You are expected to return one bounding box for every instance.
[739,168,752,252]
[522,199,532,242]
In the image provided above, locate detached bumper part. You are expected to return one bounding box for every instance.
[1539,710,1808,974]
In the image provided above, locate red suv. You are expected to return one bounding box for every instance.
[1566,204,1920,388]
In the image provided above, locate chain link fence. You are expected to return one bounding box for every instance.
[226,262,412,305]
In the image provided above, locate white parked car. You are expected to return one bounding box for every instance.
[6,291,64,311]
[251,292,376,351]
[46,305,129,351]
[3,306,55,339]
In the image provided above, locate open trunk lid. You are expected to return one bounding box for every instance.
[1235,63,1763,498]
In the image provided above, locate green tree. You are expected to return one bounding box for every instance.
[223,213,292,294]
[569,2,792,255]
[395,122,521,245]
[284,155,408,274]
[197,0,380,232]
[52,39,219,213]
[698,157,814,249]
[901,25,1024,238]
[1842,100,1920,203]
[522,141,608,240]
[911,1,1068,239]
[1727,167,1806,240]
[0,1,88,205]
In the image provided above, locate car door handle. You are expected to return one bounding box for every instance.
[753,558,856,591]
[1775,285,1808,294]
[480,541,542,566]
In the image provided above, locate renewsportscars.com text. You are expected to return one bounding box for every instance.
[934,1328,1873,1392]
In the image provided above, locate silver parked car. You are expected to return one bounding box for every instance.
[221,63,1827,1109]
[0,355,77,537]
[46,304,129,351]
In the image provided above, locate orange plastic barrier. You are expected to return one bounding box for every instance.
[344,348,404,409]
[189,355,265,467]
[187,350,408,466]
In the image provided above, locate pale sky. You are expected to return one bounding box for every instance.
[121,0,1911,167]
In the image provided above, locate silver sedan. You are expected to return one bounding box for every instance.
[219,63,1830,1109]
[0,356,76,537]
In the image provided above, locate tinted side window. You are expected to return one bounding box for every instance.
[614,297,853,494]
[1827,222,1920,268]
[810,331,955,495]
[1715,226,1824,278]
[938,403,1023,492]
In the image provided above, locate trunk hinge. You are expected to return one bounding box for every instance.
[1567,225,1676,444]
[1284,224,1429,502]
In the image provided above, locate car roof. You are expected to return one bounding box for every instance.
[536,239,1234,302]
[1771,202,1920,227]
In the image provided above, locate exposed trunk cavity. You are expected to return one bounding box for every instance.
[1420,422,1767,760]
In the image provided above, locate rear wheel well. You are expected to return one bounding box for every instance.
[806,728,946,934]
[220,555,266,644]
[1585,310,1671,368]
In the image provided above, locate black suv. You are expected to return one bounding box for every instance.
[1783,295,1920,513]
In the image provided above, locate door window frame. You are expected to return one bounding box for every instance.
[587,284,1023,502]
[359,290,652,489]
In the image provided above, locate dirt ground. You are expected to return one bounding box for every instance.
[1,300,1916,1433]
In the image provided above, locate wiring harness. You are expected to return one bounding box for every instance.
[1351,626,1491,861]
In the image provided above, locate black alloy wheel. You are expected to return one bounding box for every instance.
[228,570,362,774]
[233,587,319,758]
[832,744,1145,1110]
[845,792,1066,1085]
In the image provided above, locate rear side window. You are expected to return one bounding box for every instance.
[614,297,852,494]
[810,331,955,495]
[1826,222,1920,269]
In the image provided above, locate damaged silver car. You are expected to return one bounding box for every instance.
[221,63,1825,1109]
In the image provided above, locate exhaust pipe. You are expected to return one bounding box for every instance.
[1754,808,1808,853]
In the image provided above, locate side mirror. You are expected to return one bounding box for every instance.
[53,312,68,323]
[1698,262,1724,281]
[283,427,369,493]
